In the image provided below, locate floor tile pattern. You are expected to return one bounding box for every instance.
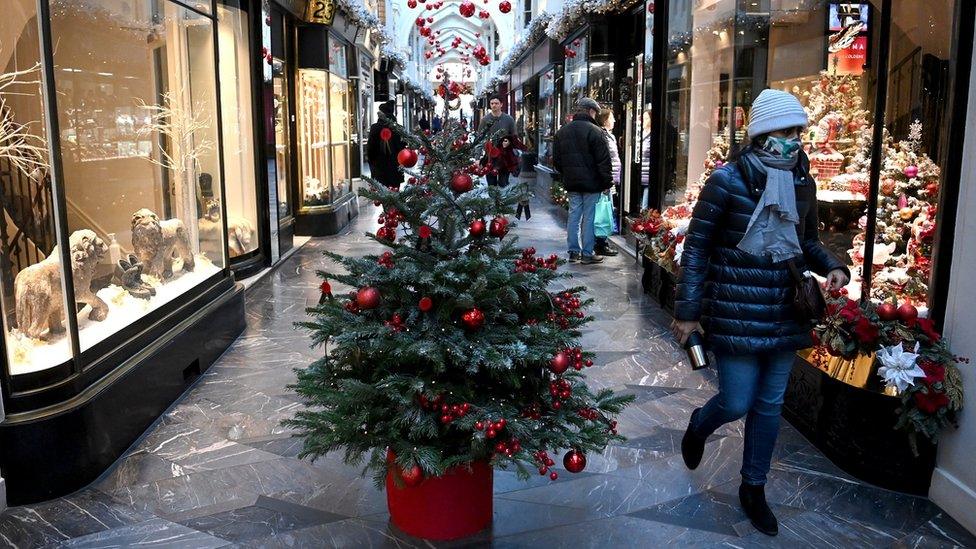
[1,187,973,548]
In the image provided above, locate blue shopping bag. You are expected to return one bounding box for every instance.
[594,193,614,238]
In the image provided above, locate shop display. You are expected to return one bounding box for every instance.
[14,230,109,339]
[130,209,195,280]
[198,199,256,259]
[113,254,156,301]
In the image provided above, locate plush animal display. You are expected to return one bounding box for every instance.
[113,254,156,300]
[14,229,109,339]
[131,208,195,279]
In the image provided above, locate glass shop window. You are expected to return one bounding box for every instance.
[49,0,225,361]
[538,68,557,167]
[0,0,59,375]
[563,36,588,117]
[217,1,260,259]
[655,0,961,314]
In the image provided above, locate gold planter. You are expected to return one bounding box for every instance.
[798,348,877,389]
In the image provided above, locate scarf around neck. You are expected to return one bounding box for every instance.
[736,149,803,262]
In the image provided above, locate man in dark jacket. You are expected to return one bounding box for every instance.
[366,101,405,190]
[553,97,613,264]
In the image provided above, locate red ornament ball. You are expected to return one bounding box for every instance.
[461,308,485,331]
[419,225,432,239]
[897,303,919,323]
[469,219,487,237]
[407,0,417,7]
[356,287,381,310]
[419,296,434,312]
[877,302,898,321]
[459,0,475,17]
[904,165,919,178]
[397,148,419,168]
[489,216,509,238]
[499,0,511,13]
[549,351,570,374]
[380,127,393,141]
[451,173,474,193]
[400,464,424,487]
[376,226,396,242]
[563,449,587,473]
[549,471,558,480]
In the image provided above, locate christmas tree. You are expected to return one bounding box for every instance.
[286,107,632,487]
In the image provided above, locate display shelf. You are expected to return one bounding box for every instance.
[6,257,221,376]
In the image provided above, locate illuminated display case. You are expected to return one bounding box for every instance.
[0,0,245,504]
[293,25,358,236]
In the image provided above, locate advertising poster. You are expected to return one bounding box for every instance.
[828,3,870,75]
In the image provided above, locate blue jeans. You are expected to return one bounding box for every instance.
[691,351,796,485]
[567,192,600,256]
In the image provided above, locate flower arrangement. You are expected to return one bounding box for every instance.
[550,179,569,210]
[630,205,692,275]
[814,292,966,452]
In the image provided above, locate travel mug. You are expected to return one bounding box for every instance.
[684,330,709,370]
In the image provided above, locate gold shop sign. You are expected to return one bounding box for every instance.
[305,0,336,25]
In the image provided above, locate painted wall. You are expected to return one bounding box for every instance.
[929,14,976,535]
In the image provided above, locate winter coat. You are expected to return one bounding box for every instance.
[553,114,613,194]
[366,119,405,188]
[603,128,622,185]
[640,135,651,186]
[674,150,849,356]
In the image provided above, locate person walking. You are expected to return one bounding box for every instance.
[553,97,613,265]
[486,135,522,189]
[594,107,621,257]
[671,89,850,537]
[432,115,443,134]
[366,100,405,191]
[478,94,516,144]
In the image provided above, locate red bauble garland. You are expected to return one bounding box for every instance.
[356,287,381,310]
[563,449,587,473]
[459,0,475,17]
[499,0,511,13]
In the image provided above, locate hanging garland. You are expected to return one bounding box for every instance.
[334,0,393,46]
[545,0,641,42]
[476,12,553,100]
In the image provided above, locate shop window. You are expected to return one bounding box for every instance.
[563,36,588,116]
[537,68,557,167]
[0,0,58,375]
[217,1,260,259]
[46,0,225,363]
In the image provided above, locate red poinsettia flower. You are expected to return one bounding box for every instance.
[853,316,879,345]
[839,299,861,323]
[919,359,946,385]
[914,387,949,415]
[916,318,941,343]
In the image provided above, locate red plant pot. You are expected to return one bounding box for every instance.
[386,459,493,540]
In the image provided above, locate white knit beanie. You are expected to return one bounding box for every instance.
[747,89,808,138]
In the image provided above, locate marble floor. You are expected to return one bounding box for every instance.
[2,190,974,548]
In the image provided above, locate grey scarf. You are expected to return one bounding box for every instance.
[736,150,803,262]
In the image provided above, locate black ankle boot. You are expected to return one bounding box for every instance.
[681,408,706,470]
[739,483,778,536]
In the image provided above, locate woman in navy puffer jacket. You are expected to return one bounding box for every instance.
[672,90,850,538]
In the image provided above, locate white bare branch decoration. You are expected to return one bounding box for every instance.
[0,62,49,181]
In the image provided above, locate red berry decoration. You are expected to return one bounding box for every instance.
[461,308,485,331]
[459,0,475,17]
[877,302,898,321]
[419,296,433,312]
[376,226,396,242]
[897,303,919,323]
[399,464,424,487]
[549,351,570,374]
[499,0,511,13]
[450,173,474,193]
[397,148,419,168]
[380,128,393,142]
[489,216,509,239]
[549,471,558,480]
[356,287,381,310]
[563,449,587,473]
[469,219,487,237]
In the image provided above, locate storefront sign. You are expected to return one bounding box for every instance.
[827,2,869,75]
[305,0,337,25]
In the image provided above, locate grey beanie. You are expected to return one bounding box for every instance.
[747,89,808,137]
[576,97,600,112]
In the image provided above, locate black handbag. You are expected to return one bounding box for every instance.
[787,260,826,323]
